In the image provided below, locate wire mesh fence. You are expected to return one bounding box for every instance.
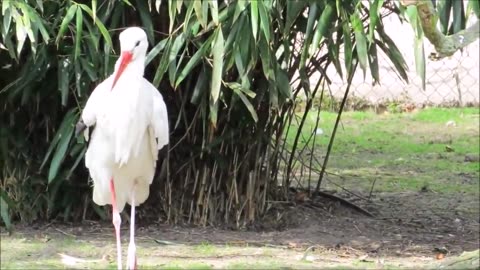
[323,16,480,109]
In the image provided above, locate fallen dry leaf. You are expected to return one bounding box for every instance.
[288,242,299,248]
[436,253,445,260]
[294,192,310,202]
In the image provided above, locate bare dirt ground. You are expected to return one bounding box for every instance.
[2,189,478,269]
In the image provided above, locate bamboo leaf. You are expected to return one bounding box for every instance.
[18,4,36,51]
[92,0,97,23]
[168,0,177,33]
[40,110,76,170]
[209,93,218,128]
[83,19,99,51]
[78,4,113,49]
[146,38,168,66]
[176,0,183,13]
[437,0,452,34]
[351,13,368,77]
[275,66,291,99]
[354,31,368,78]
[258,1,270,43]
[209,0,219,25]
[233,0,247,24]
[310,2,334,56]
[234,45,245,76]
[238,17,253,73]
[406,6,425,89]
[342,13,353,75]
[175,37,212,87]
[153,38,172,87]
[406,6,420,36]
[368,0,383,42]
[368,44,380,85]
[300,2,318,66]
[35,15,50,43]
[2,3,12,37]
[80,57,97,81]
[66,146,87,179]
[169,33,185,63]
[467,0,480,18]
[56,5,77,45]
[155,0,162,13]
[211,27,224,104]
[258,35,273,80]
[183,0,195,33]
[14,12,27,56]
[74,61,82,96]
[104,42,111,77]
[226,82,258,122]
[109,3,124,30]
[191,67,207,104]
[0,196,11,231]
[328,34,342,78]
[414,36,425,90]
[48,117,75,184]
[35,0,44,13]
[168,59,177,86]
[224,15,241,53]
[452,0,466,34]
[2,0,10,14]
[250,0,259,41]
[193,0,206,28]
[135,0,154,43]
[74,7,83,61]
[58,57,71,106]
[376,34,409,82]
[285,0,306,36]
[3,34,17,60]
[121,0,134,7]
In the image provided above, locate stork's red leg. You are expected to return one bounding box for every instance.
[110,178,123,270]
[126,183,137,270]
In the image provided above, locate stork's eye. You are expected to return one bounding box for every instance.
[135,41,140,47]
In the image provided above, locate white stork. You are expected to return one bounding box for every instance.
[76,27,169,270]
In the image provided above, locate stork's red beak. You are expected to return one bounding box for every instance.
[111,51,133,90]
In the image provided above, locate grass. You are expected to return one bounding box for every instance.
[193,242,217,255]
[286,107,480,195]
[2,235,476,269]
[0,237,309,269]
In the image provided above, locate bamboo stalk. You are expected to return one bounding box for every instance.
[315,61,359,193]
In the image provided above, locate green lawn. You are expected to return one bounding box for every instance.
[286,107,480,194]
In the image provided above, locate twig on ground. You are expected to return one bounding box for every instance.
[54,228,77,238]
[313,190,375,218]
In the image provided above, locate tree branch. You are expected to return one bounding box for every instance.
[401,0,480,60]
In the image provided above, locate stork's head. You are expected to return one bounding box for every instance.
[111,27,149,90]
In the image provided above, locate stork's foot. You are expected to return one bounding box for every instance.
[126,242,137,270]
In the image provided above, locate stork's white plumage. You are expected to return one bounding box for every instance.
[77,27,168,270]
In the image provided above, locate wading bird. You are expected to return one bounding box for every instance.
[75,27,169,270]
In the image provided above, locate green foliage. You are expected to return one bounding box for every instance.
[0,0,469,228]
